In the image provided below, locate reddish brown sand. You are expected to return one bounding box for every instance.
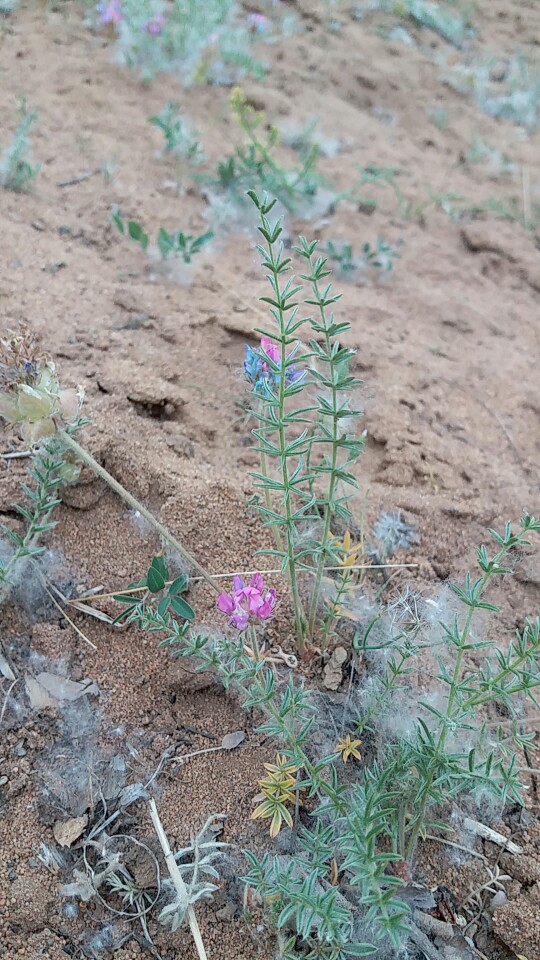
[1,2,540,958]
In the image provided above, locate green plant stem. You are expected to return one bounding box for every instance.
[258,221,307,648]
[306,275,341,642]
[59,431,218,593]
[403,565,493,861]
[247,623,261,661]
[1,514,50,599]
[239,114,290,206]
[467,647,540,708]
[258,400,283,553]
[356,645,413,737]
[321,568,350,649]
[276,337,306,648]
[0,447,60,604]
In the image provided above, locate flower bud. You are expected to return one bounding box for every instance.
[17,385,55,422]
[57,388,81,423]
[58,461,81,484]
[0,393,20,423]
[22,418,56,443]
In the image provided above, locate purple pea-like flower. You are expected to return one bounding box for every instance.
[96,0,123,25]
[247,12,269,33]
[144,13,166,36]
[244,336,305,395]
[218,573,276,631]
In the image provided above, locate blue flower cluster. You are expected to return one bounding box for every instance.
[244,340,305,396]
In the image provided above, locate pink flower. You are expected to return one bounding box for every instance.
[145,14,166,35]
[260,336,280,365]
[247,12,269,33]
[244,337,305,395]
[217,573,276,631]
[96,0,123,25]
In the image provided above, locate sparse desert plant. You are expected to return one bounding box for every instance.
[154,809,227,933]
[323,240,356,275]
[113,554,195,625]
[156,226,214,262]
[0,98,40,191]
[465,134,517,177]
[368,510,418,563]
[325,238,402,278]
[369,0,472,48]
[90,0,294,86]
[442,50,540,130]
[111,207,214,263]
[115,201,540,957]
[341,164,403,214]
[0,439,74,607]
[280,116,348,160]
[148,102,205,165]
[404,189,540,234]
[0,327,84,603]
[60,799,225,960]
[198,88,324,212]
[0,325,218,605]
[428,104,449,129]
[124,506,540,959]
[242,191,364,649]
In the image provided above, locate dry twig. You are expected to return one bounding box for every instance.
[148,799,209,960]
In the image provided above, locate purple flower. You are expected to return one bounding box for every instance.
[244,336,305,396]
[218,573,276,631]
[247,12,269,33]
[144,14,166,36]
[96,0,123,25]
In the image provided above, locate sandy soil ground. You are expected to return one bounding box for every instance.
[1,1,540,958]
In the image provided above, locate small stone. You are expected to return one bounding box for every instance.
[215,901,237,921]
[489,60,508,82]
[43,261,66,274]
[322,646,348,691]
[53,815,88,847]
[490,890,507,910]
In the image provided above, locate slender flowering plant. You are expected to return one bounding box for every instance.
[0,325,217,602]
[243,192,363,653]
[129,512,540,959]
[120,206,540,958]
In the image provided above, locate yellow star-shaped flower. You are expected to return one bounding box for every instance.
[334,531,362,569]
[336,734,362,763]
